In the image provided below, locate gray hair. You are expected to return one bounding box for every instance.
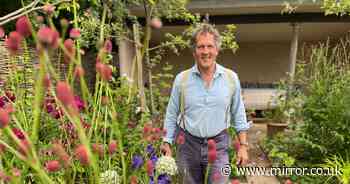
[190,23,221,51]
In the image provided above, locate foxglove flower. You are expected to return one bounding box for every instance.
[155,156,177,176]
[104,39,112,53]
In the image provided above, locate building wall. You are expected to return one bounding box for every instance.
[157,42,291,85]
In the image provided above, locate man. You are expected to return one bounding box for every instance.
[161,23,250,184]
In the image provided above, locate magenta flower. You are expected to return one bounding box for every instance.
[45,160,61,172]
[5,31,23,55]
[56,81,75,107]
[104,39,112,53]
[12,128,25,140]
[63,39,75,63]
[37,26,59,49]
[74,96,85,111]
[0,27,4,38]
[108,140,117,155]
[69,28,80,39]
[75,145,89,165]
[74,66,85,79]
[0,108,10,128]
[43,4,55,15]
[16,16,32,37]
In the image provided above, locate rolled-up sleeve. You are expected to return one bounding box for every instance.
[163,74,181,144]
[231,74,250,132]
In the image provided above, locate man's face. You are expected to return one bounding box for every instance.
[193,32,219,70]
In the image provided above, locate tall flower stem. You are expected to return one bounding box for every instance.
[31,49,48,143]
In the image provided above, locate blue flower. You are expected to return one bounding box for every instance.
[131,155,144,169]
[158,174,171,184]
[146,144,155,154]
[150,153,158,165]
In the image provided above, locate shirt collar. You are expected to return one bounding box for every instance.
[191,63,225,78]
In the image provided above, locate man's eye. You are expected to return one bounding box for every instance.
[197,45,204,49]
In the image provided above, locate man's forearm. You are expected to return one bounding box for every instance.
[238,131,248,147]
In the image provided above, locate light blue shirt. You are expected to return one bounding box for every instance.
[163,63,250,144]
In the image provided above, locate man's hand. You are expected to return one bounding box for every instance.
[160,142,172,156]
[236,145,249,166]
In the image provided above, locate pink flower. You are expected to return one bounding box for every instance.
[231,179,240,184]
[284,179,293,184]
[63,39,75,63]
[233,138,240,152]
[92,143,104,157]
[36,16,44,23]
[12,128,25,140]
[96,63,112,81]
[45,160,61,172]
[69,28,80,39]
[208,149,217,164]
[56,81,75,107]
[0,27,5,38]
[0,108,10,128]
[176,132,185,145]
[208,139,217,164]
[18,139,30,156]
[43,4,55,15]
[43,74,51,88]
[16,16,32,37]
[5,31,23,55]
[104,39,112,53]
[11,168,21,177]
[0,171,10,182]
[60,18,69,28]
[5,91,16,102]
[208,139,216,151]
[150,17,162,29]
[108,140,117,155]
[130,175,138,184]
[75,145,89,165]
[74,66,85,79]
[37,26,59,49]
[52,143,70,167]
[146,160,154,176]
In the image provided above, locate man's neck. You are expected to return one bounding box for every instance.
[198,63,216,77]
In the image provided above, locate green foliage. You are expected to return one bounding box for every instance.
[322,154,350,184]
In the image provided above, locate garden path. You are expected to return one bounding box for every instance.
[243,121,280,184]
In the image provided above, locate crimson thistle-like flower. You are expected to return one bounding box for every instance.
[52,143,70,167]
[74,66,85,79]
[5,31,23,55]
[69,28,80,39]
[104,39,112,53]
[63,39,75,63]
[16,16,32,38]
[43,4,55,15]
[92,143,104,157]
[0,27,4,38]
[75,145,89,165]
[37,26,59,49]
[208,139,217,164]
[108,140,117,155]
[0,108,10,128]
[45,160,61,172]
[146,160,154,176]
[56,81,75,107]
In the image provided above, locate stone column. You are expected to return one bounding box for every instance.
[118,38,135,83]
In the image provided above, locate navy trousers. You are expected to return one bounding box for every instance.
[175,128,230,184]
